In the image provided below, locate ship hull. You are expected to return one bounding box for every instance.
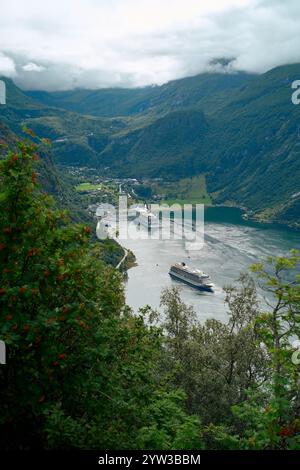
[169,272,214,292]
[134,217,159,229]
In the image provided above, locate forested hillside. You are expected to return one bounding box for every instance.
[1,63,300,228]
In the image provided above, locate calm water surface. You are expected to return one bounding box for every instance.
[119,207,300,322]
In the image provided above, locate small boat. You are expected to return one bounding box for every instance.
[169,262,214,292]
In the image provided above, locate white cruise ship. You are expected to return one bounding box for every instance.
[169,262,214,292]
[133,205,160,230]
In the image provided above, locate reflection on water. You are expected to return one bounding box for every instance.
[119,207,300,322]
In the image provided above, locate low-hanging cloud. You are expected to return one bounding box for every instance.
[0,0,300,91]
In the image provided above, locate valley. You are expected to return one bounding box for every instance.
[1,63,300,229]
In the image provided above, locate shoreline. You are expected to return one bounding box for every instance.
[208,203,300,233]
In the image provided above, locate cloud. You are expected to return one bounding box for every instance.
[22,62,45,72]
[0,53,16,76]
[0,0,300,90]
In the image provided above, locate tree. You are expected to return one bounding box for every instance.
[232,252,300,449]
[161,286,196,362]
[159,278,267,428]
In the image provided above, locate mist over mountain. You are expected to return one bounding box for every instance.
[2,0,300,91]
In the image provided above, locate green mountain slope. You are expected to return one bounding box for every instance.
[201,64,300,226]
[0,76,126,168]
[26,72,252,118]
[100,109,209,178]
[96,64,300,227]
[0,118,89,222]
[1,65,300,228]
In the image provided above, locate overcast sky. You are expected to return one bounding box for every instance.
[0,0,300,90]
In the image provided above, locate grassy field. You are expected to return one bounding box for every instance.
[154,175,211,205]
[75,182,102,192]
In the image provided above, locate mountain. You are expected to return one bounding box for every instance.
[26,72,252,118]
[202,64,300,225]
[99,109,209,178]
[0,118,88,222]
[0,76,124,168]
[1,65,300,228]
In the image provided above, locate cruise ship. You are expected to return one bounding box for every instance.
[133,205,160,230]
[169,262,214,292]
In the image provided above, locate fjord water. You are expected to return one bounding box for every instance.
[121,207,300,322]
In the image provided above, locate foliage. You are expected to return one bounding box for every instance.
[0,137,197,449]
[160,278,268,426]
[231,252,300,449]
